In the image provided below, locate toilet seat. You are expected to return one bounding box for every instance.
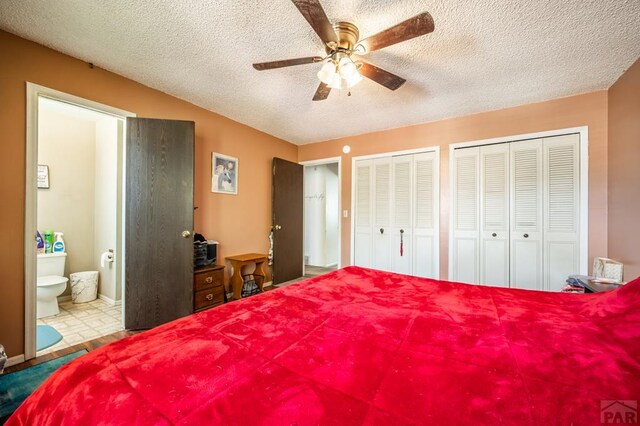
[38,275,69,287]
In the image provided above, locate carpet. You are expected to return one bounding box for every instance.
[0,350,87,423]
[36,325,62,352]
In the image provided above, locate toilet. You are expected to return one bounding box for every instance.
[37,253,69,319]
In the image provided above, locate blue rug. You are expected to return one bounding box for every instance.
[36,325,62,352]
[0,350,87,422]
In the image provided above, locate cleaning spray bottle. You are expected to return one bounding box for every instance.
[53,232,66,253]
[43,230,53,254]
[36,230,45,254]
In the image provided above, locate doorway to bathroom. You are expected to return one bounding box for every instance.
[301,158,341,277]
[24,84,134,360]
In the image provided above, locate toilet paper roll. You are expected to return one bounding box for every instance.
[100,251,114,268]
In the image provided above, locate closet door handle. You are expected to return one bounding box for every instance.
[380,228,384,234]
[492,233,497,237]
[523,233,529,238]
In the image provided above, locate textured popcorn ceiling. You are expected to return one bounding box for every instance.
[1,0,639,144]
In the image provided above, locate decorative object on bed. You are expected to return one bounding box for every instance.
[593,257,624,283]
[7,267,640,425]
[211,152,238,194]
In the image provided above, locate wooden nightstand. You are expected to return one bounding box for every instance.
[194,264,225,312]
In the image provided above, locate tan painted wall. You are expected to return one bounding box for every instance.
[37,105,97,297]
[299,91,609,278]
[608,58,640,281]
[0,30,297,358]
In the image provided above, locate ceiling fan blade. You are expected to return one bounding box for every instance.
[312,82,331,101]
[291,0,338,44]
[359,62,406,91]
[359,12,434,53]
[253,56,323,71]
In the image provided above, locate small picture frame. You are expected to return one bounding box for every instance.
[211,153,238,195]
[37,165,50,189]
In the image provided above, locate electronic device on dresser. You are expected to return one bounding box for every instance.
[194,233,218,267]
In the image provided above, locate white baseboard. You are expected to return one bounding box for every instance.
[57,294,121,306]
[6,354,25,368]
[98,294,121,306]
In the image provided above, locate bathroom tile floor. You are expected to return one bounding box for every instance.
[36,299,123,356]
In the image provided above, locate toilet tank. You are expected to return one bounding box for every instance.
[37,253,67,277]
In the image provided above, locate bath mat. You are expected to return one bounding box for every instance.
[0,349,87,423]
[36,325,62,352]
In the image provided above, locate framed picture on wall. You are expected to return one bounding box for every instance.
[211,152,238,195]
[37,165,50,189]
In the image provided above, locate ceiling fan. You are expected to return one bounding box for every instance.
[253,0,435,101]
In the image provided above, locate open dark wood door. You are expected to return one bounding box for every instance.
[125,118,194,330]
[272,157,304,284]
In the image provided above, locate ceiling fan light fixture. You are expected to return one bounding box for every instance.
[338,57,357,79]
[344,70,363,88]
[328,72,344,90]
[317,61,337,85]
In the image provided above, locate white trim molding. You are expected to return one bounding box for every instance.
[6,354,26,369]
[299,156,343,272]
[447,126,589,280]
[24,83,135,361]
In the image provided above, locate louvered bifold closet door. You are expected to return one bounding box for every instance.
[372,158,392,271]
[354,160,373,267]
[413,152,438,278]
[452,147,480,284]
[510,139,544,291]
[479,144,510,287]
[543,134,580,291]
[390,155,413,274]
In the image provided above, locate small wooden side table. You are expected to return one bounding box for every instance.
[226,253,268,300]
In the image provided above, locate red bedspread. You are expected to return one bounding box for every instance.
[8,267,640,425]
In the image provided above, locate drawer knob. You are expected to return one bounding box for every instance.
[205,293,214,301]
[205,277,213,284]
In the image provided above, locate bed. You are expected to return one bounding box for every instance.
[8,266,640,425]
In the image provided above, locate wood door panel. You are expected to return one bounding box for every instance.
[125,118,194,330]
[272,157,303,284]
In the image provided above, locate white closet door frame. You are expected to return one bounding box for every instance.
[299,156,343,272]
[350,146,440,278]
[448,126,589,280]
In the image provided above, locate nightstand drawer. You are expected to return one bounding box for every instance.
[194,287,224,311]
[194,268,224,292]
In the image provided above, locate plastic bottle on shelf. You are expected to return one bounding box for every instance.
[43,230,53,254]
[53,232,66,253]
[36,230,45,254]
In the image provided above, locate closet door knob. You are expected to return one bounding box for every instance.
[181,230,191,238]
[492,233,497,237]
[380,228,384,234]
[523,233,529,238]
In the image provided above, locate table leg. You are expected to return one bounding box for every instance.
[255,259,266,292]
[230,261,243,300]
